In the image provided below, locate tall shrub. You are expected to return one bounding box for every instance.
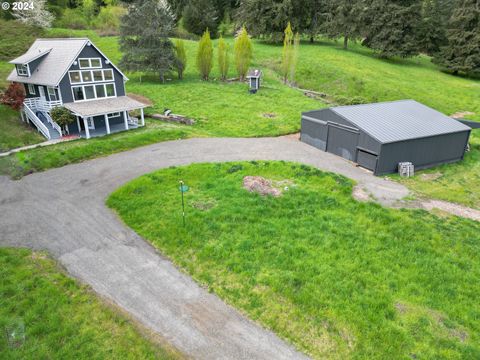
[196,29,213,80]
[281,22,294,83]
[234,26,252,81]
[291,32,300,83]
[217,36,229,80]
[175,39,187,79]
[182,0,219,37]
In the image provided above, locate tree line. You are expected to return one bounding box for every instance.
[173,0,480,77]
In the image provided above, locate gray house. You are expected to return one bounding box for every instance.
[7,38,148,140]
[301,100,471,175]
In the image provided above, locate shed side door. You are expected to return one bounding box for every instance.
[326,124,359,161]
[357,150,378,172]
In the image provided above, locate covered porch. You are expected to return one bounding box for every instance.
[64,96,148,139]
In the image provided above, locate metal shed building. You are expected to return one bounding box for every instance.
[301,100,471,175]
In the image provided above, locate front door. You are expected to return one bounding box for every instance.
[38,86,46,101]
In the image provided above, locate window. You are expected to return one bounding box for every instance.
[105,83,115,97]
[95,84,106,98]
[103,69,113,81]
[81,71,92,82]
[47,86,57,101]
[107,112,120,119]
[17,64,29,76]
[68,69,114,84]
[28,84,35,95]
[84,85,95,100]
[90,58,101,68]
[71,83,116,102]
[72,86,84,101]
[78,58,102,69]
[93,70,103,81]
[69,71,81,84]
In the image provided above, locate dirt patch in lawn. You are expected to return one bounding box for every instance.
[450,111,475,119]
[420,199,480,222]
[243,176,293,197]
[352,185,373,202]
[419,172,443,181]
[127,93,153,106]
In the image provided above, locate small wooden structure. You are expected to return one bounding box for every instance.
[246,69,262,93]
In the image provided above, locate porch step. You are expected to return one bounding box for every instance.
[36,111,62,140]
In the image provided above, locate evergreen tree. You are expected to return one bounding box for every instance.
[417,0,449,55]
[291,32,300,82]
[435,0,480,76]
[281,22,294,83]
[119,0,176,82]
[362,0,422,58]
[324,0,363,49]
[235,0,294,41]
[182,0,219,37]
[175,39,187,79]
[217,36,229,80]
[197,29,213,80]
[234,26,253,80]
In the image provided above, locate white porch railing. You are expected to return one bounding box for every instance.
[128,116,139,126]
[24,103,51,139]
[43,111,63,135]
[24,97,62,112]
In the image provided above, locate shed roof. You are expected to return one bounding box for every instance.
[330,100,470,143]
[64,96,148,117]
[9,48,52,65]
[7,38,89,86]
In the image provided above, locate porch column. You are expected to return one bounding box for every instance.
[76,116,81,133]
[104,114,110,134]
[124,110,128,130]
[140,108,145,126]
[83,117,90,139]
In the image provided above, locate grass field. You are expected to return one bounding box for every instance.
[0,247,180,359]
[0,105,44,152]
[108,162,480,359]
[0,27,479,207]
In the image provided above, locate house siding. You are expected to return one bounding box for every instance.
[58,44,125,104]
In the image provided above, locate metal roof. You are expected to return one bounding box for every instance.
[7,38,89,86]
[7,38,128,86]
[331,100,470,144]
[64,96,148,117]
[9,48,52,65]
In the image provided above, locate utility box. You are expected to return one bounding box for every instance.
[246,69,262,93]
[398,162,415,177]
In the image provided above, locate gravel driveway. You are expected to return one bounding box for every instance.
[0,137,409,359]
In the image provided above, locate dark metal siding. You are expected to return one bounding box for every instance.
[357,150,378,171]
[59,44,126,104]
[376,131,471,175]
[326,125,359,161]
[300,117,328,150]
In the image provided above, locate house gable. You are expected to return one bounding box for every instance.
[58,44,126,104]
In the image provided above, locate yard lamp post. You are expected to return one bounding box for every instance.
[179,180,189,226]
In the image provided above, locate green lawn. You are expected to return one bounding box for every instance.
[0,247,180,359]
[1,27,479,208]
[0,105,44,152]
[108,162,480,359]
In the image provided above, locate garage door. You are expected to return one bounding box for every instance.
[326,125,359,161]
[357,150,378,172]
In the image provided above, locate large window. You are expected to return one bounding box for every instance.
[47,86,57,101]
[78,58,102,69]
[107,112,120,119]
[69,71,81,84]
[17,64,29,76]
[72,83,116,102]
[68,69,114,85]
